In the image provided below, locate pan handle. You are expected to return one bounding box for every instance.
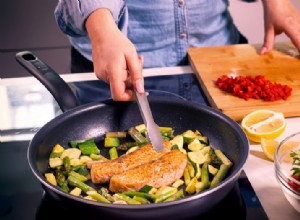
[16,51,80,112]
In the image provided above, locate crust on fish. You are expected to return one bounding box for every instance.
[109,149,187,193]
[90,140,171,184]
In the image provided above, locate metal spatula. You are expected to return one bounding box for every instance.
[134,90,164,152]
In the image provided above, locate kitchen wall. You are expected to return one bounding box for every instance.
[0,0,70,78]
[1,0,300,78]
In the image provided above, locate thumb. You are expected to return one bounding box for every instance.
[127,55,144,93]
[260,26,275,55]
[135,55,144,93]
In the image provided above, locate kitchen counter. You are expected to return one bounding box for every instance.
[1,43,300,220]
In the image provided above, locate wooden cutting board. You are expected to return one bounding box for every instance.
[188,43,300,122]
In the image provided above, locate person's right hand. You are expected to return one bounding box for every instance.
[86,9,144,101]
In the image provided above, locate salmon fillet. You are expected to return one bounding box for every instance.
[90,140,171,184]
[109,149,187,193]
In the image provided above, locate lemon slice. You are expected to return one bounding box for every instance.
[261,137,279,161]
[241,109,286,143]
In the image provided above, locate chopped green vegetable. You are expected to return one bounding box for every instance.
[78,140,100,155]
[109,147,118,159]
[104,137,120,148]
[172,179,184,188]
[210,164,229,188]
[49,152,62,158]
[72,165,90,177]
[214,149,233,168]
[69,187,82,196]
[187,151,206,165]
[135,124,146,133]
[209,149,223,168]
[201,162,210,189]
[67,176,95,193]
[154,188,177,203]
[117,193,141,204]
[139,185,153,193]
[55,169,69,192]
[90,153,108,161]
[159,127,174,137]
[170,135,184,149]
[182,130,196,143]
[164,189,184,202]
[52,144,65,154]
[208,164,219,176]
[105,131,127,138]
[68,170,88,182]
[45,173,57,186]
[86,191,111,203]
[123,191,157,201]
[49,157,63,168]
[45,127,233,205]
[128,127,148,144]
[186,177,198,194]
[60,148,81,160]
[63,156,71,172]
[132,196,151,204]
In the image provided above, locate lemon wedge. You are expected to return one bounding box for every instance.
[241,109,286,143]
[261,137,279,161]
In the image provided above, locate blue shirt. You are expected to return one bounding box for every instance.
[55,0,242,68]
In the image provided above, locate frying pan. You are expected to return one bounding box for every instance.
[16,51,249,220]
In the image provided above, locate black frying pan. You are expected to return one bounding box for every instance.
[16,51,249,220]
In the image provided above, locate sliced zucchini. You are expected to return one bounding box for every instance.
[79,155,92,165]
[185,177,198,194]
[45,173,57,186]
[188,139,205,152]
[182,130,196,143]
[70,158,80,166]
[49,157,63,168]
[208,164,219,176]
[135,124,146,133]
[172,179,184,188]
[170,135,184,149]
[52,144,65,154]
[69,187,82,196]
[60,148,81,160]
[104,137,120,147]
[187,151,206,165]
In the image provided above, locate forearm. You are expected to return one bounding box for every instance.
[86,9,120,44]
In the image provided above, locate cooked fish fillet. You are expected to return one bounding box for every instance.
[90,140,171,184]
[109,149,187,193]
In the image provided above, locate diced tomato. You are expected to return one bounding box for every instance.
[215,74,292,101]
[288,175,300,193]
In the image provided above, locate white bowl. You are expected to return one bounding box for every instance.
[274,132,300,213]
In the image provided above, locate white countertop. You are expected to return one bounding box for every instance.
[244,117,300,220]
[1,65,299,219]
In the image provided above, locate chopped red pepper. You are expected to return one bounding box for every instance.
[215,75,292,101]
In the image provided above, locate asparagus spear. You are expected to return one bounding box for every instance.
[67,176,95,193]
[210,164,229,188]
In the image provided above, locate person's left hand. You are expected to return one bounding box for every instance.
[260,0,300,54]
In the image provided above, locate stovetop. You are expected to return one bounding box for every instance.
[0,140,269,220]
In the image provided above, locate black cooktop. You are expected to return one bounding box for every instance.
[0,140,268,220]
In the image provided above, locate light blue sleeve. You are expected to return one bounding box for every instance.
[54,0,127,37]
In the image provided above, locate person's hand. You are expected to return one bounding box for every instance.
[86,9,144,101]
[260,0,300,54]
